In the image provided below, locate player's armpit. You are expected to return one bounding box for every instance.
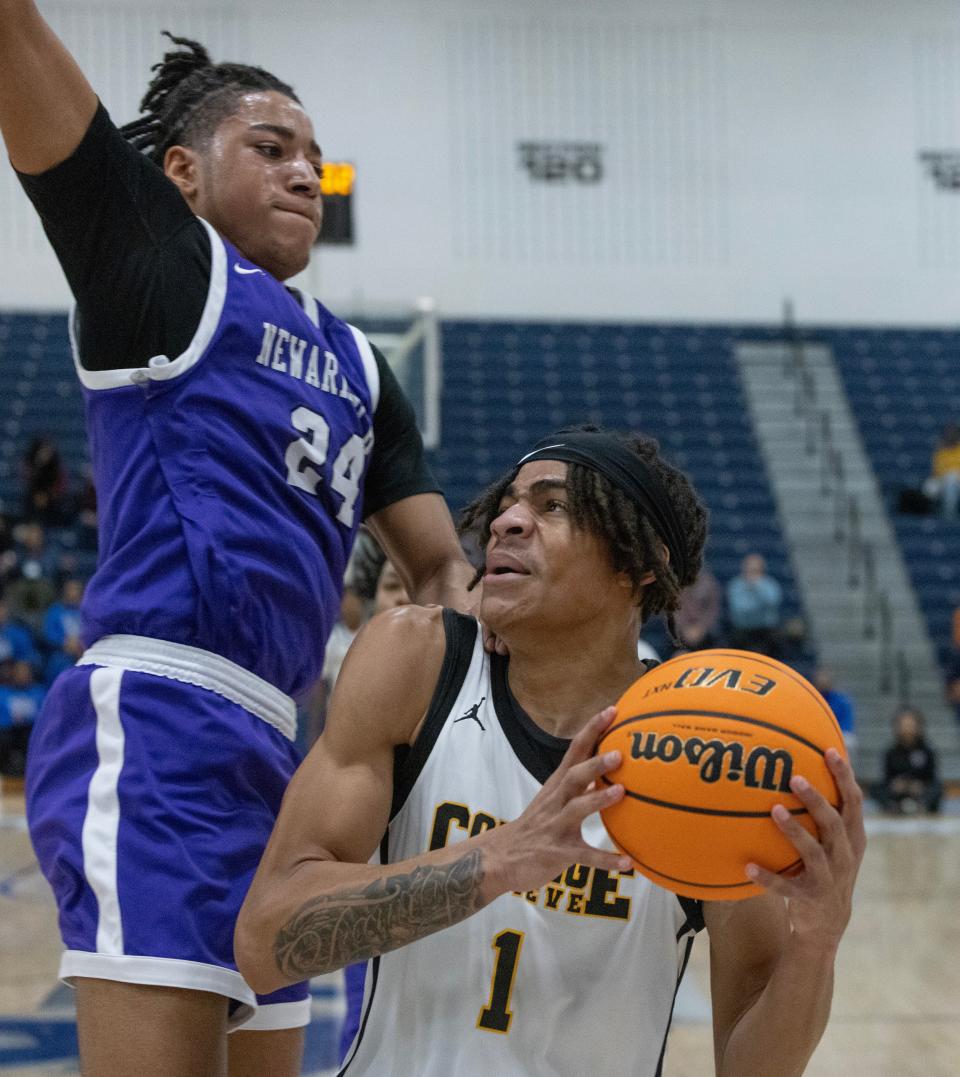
[365,493,476,612]
[0,3,98,173]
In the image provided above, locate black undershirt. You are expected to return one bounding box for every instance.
[16,102,437,518]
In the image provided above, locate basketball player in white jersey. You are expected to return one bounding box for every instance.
[237,427,866,1076]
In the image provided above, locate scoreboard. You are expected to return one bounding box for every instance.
[318,161,356,245]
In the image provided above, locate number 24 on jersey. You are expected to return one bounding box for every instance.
[284,406,368,527]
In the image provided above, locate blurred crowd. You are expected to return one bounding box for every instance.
[0,436,96,778]
[0,433,951,814]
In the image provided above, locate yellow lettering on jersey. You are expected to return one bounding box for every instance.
[469,812,498,837]
[544,885,564,910]
[564,863,591,889]
[582,869,632,921]
[428,802,632,922]
[477,930,525,1034]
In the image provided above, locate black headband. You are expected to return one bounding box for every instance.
[514,430,688,582]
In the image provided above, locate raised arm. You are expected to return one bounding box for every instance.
[234,607,629,995]
[366,492,476,610]
[704,750,865,1076]
[0,1,98,172]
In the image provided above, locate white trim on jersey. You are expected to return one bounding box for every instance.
[299,292,321,329]
[78,635,297,742]
[346,323,381,412]
[68,216,229,390]
[81,666,125,956]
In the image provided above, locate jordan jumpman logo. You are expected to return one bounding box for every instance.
[454,697,486,732]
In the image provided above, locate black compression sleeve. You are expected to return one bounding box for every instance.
[362,344,441,519]
[16,102,211,371]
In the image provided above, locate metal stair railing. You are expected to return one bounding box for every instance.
[779,299,906,704]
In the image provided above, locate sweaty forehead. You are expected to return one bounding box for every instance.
[229,90,319,144]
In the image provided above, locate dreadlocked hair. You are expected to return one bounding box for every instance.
[458,426,708,642]
[119,32,301,166]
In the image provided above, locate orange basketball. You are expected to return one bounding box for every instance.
[598,650,846,901]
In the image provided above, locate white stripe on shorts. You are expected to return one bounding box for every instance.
[82,666,126,956]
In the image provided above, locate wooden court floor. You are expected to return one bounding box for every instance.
[2,788,958,1076]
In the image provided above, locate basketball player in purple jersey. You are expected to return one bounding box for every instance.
[0,7,476,1075]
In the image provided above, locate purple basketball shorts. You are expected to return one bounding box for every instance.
[26,643,309,1031]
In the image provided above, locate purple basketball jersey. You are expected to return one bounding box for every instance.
[72,221,378,696]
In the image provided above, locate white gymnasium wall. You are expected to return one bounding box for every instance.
[1,0,959,324]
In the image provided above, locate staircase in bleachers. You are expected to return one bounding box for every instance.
[431,321,810,662]
[827,328,960,686]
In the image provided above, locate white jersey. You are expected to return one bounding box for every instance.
[340,612,703,1077]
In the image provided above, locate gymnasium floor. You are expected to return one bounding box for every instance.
[1,785,958,1076]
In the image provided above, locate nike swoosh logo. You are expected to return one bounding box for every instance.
[234,263,265,275]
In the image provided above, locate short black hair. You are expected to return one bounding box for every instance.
[459,426,708,636]
[120,33,301,166]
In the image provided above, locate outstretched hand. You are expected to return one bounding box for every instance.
[485,707,632,897]
[745,749,866,948]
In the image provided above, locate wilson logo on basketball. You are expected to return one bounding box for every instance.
[629,731,793,793]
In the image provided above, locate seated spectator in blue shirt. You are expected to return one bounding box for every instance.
[814,667,857,755]
[0,597,40,672]
[0,659,45,778]
[726,553,783,657]
[42,577,86,684]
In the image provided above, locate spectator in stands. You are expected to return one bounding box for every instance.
[74,466,99,552]
[0,597,39,676]
[0,512,15,582]
[674,564,721,650]
[942,605,960,724]
[875,707,942,815]
[321,586,367,692]
[42,578,85,683]
[346,526,388,603]
[373,560,411,613]
[923,422,960,518]
[21,434,70,526]
[302,585,368,748]
[814,667,857,756]
[0,658,45,777]
[947,665,960,725]
[5,522,59,627]
[725,553,783,657]
[946,643,960,726]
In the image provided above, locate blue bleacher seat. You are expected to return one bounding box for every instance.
[432,319,811,653]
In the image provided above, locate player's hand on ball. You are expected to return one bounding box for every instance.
[746,749,866,948]
[488,707,632,895]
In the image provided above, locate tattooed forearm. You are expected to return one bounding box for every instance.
[273,850,485,980]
